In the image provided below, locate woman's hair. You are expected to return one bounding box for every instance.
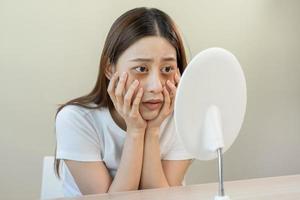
[54,7,188,177]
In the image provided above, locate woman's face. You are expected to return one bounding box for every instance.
[114,36,178,120]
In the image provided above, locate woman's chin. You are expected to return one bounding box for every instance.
[140,110,159,121]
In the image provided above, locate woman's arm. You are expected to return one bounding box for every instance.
[139,128,193,189]
[161,159,192,186]
[108,132,144,192]
[65,130,145,195]
[139,128,169,189]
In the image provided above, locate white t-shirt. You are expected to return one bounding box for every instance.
[55,104,193,197]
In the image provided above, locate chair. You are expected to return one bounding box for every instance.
[40,156,63,199]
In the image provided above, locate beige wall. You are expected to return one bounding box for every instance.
[1,0,299,199]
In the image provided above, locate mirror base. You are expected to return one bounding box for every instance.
[214,195,230,200]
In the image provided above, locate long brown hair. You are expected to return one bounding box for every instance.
[54,7,188,177]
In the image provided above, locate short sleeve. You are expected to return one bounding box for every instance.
[55,105,103,161]
[162,117,195,160]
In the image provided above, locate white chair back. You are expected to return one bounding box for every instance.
[41,156,63,199]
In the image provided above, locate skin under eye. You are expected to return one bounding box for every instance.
[161,66,175,74]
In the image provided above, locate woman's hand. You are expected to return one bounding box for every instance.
[146,69,181,133]
[107,72,147,133]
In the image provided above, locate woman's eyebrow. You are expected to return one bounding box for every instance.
[129,56,176,62]
[129,58,153,62]
[161,57,176,61]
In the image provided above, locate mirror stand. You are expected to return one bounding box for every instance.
[215,148,230,200]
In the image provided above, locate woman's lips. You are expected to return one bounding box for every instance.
[142,100,162,110]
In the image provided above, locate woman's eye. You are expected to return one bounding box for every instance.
[134,66,148,73]
[161,66,174,73]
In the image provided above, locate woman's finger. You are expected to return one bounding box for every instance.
[124,80,139,113]
[131,87,143,115]
[115,72,127,105]
[166,80,176,112]
[167,80,176,99]
[175,68,181,86]
[107,72,119,103]
[160,86,171,118]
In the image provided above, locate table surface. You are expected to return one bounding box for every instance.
[53,174,300,200]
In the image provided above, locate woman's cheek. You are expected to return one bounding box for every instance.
[127,73,144,86]
[162,74,172,85]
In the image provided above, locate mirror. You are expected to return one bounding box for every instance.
[175,47,247,199]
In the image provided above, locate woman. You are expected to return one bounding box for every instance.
[55,7,194,197]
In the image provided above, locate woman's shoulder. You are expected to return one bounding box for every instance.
[57,104,90,119]
[56,103,107,123]
[55,104,111,138]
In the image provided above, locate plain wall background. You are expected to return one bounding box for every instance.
[0,0,299,199]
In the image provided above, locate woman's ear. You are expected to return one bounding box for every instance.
[104,64,115,80]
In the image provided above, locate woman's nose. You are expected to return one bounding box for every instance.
[146,73,164,93]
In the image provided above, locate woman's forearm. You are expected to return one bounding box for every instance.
[140,128,169,189]
[108,131,145,193]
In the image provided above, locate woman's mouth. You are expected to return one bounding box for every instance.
[142,100,162,111]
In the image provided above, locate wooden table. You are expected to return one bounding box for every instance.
[53,174,300,200]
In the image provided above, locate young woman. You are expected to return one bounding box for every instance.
[55,7,194,197]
